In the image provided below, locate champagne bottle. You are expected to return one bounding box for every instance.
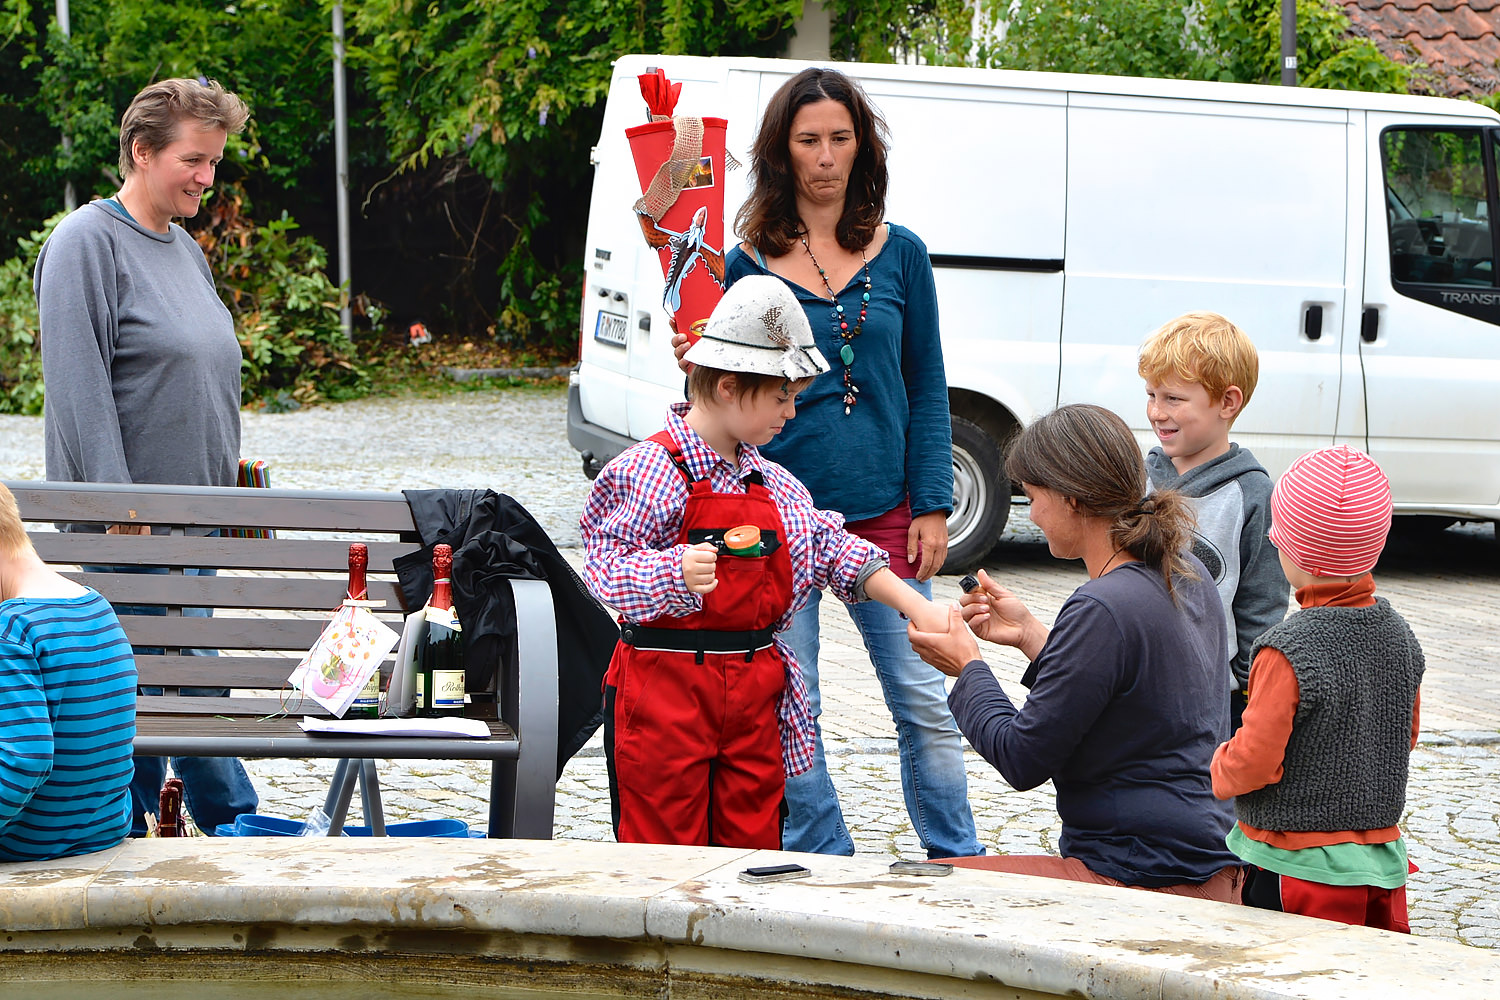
[346,543,381,718]
[420,544,466,718]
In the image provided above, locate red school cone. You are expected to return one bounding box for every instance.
[626,70,729,344]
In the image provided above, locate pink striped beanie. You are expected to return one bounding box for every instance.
[1269,445,1393,577]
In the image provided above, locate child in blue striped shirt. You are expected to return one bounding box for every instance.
[0,483,137,860]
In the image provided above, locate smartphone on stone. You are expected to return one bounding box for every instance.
[738,863,812,883]
[889,860,954,876]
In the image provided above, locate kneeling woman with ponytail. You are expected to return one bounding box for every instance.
[908,404,1243,902]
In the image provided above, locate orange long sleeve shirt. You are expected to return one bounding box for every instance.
[1210,575,1421,849]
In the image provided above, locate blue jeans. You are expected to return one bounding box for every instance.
[89,563,260,836]
[781,581,983,859]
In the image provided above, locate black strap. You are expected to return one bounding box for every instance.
[620,622,776,663]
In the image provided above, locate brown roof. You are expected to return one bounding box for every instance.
[1340,0,1500,97]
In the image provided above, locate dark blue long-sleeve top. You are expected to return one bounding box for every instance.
[948,559,1239,887]
[724,223,953,521]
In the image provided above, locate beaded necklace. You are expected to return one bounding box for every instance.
[799,234,870,416]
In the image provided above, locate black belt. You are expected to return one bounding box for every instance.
[620,622,777,663]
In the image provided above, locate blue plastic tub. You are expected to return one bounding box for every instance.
[213,814,471,838]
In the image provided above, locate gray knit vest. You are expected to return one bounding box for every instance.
[1235,598,1424,833]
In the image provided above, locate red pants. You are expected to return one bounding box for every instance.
[1243,864,1411,933]
[605,643,785,849]
[948,855,1246,904]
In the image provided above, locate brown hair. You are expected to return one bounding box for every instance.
[118,78,250,176]
[686,365,814,406]
[1006,404,1198,598]
[1137,311,1259,417]
[0,482,33,559]
[734,67,889,257]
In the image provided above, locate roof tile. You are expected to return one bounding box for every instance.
[1340,1,1500,95]
[1447,5,1497,38]
[1403,4,1461,39]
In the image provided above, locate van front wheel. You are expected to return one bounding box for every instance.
[943,415,1009,573]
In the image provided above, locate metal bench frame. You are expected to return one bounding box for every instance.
[7,480,558,839]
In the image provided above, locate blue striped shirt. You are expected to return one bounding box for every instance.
[0,589,136,860]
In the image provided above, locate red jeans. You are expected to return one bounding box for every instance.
[947,854,1246,904]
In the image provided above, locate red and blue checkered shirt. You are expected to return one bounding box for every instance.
[580,402,887,776]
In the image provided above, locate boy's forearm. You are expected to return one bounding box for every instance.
[861,567,944,631]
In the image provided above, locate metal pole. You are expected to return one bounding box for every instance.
[332,3,352,338]
[1280,0,1298,87]
[57,0,75,210]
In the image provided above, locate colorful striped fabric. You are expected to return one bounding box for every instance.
[0,589,136,860]
[1270,445,1393,577]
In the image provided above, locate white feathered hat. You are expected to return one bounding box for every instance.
[683,276,829,380]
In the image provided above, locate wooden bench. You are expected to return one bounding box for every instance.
[6,480,558,839]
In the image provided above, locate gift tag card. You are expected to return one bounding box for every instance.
[290,604,401,717]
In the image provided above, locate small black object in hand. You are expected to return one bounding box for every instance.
[959,574,980,594]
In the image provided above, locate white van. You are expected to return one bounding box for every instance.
[568,54,1500,568]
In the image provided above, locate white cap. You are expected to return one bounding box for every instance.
[683,275,829,380]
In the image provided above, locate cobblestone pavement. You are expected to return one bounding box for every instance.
[5,385,1500,947]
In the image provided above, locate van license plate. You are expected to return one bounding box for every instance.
[594,311,628,346]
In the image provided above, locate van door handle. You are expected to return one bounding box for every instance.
[1303,305,1323,341]
[1361,307,1379,343]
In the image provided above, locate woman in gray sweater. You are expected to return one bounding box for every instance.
[33,77,258,837]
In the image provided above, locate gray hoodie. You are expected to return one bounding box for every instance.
[1147,444,1289,690]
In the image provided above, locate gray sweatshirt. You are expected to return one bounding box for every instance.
[34,201,241,488]
[1146,444,1289,690]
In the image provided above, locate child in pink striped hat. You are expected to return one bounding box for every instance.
[1210,445,1425,931]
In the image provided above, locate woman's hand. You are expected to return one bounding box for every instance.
[669,317,693,375]
[962,568,1048,660]
[681,541,719,594]
[904,595,951,635]
[106,523,150,535]
[907,601,982,677]
[907,511,949,582]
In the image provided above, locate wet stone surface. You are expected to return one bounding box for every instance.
[4,384,1500,948]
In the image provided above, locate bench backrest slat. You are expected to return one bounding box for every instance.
[8,483,417,532]
[32,534,420,572]
[117,615,333,652]
[134,654,340,689]
[68,572,408,612]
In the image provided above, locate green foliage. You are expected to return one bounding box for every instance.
[31,0,329,189]
[349,0,800,179]
[1197,0,1416,92]
[346,0,800,346]
[823,0,975,65]
[975,0,1418,94]
[197,185,372,409]
[0,211,59,415]
[979,0,1210,79]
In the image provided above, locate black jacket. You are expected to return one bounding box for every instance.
[396,489,618,775]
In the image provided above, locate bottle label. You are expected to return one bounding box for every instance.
[433,670,466,711]
[352,672,380,712]
[425,604,462,630]
[415,674,425,710]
